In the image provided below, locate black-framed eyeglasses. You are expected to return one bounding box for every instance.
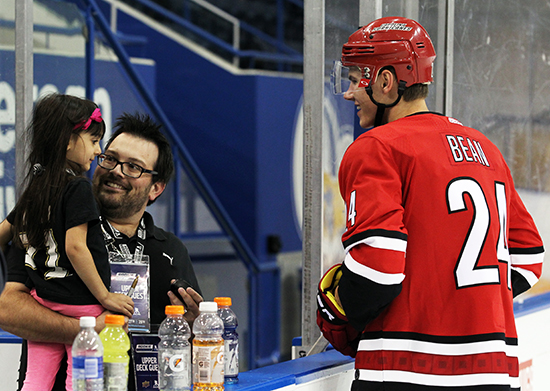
[97,153,158,178]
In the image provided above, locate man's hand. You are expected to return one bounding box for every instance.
[167,279,203,325]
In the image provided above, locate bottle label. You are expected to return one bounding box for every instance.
[159,349,191,389]
[224,339,239,376]
[167,352,185,372]
[73,356,104,379]
[192,341,224,385]
[104,362,128,391]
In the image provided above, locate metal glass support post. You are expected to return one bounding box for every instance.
[434,0,447,114]
[404,0,419,21]
[444,0,454,117]
[359,0,382,25]
[300,0,324,354]
[15,0,33,196]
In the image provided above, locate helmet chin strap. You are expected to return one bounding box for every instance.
[365,80,407,127]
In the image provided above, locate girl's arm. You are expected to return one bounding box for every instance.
[66,223,134,317]
[0,219,13,252]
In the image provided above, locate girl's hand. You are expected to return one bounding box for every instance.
[101,292,134,318]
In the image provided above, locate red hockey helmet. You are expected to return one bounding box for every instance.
[332,16,436,94]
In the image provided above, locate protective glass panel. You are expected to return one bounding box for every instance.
[452,0,550,296]
[321,0,549,295]
[323,0,359,271]
[322,0,444,271]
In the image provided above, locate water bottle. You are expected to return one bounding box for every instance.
[192,301,224,391]
[214,297,239,384]
[158,305,192,391]
[72,316,104,391]
[100,314,130,391]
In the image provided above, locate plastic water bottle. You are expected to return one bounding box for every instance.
[158,305,192,391]
[192,301,224,391]
[100,314,130,391]
[72,316,104,391]
[214,297,239,384]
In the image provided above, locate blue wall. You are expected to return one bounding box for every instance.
[114,8,304,258]
[109,4,305,367]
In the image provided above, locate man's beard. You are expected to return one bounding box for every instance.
[94,174,151,220]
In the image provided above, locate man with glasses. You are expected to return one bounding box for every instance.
[0,113,202,390]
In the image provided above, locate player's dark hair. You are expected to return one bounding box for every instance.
[382,66,429,101]
[106,113,174,186]
[12,93,105,250]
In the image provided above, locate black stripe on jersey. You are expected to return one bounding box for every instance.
[359,330,518,346]
[509,245,544,255]
[351,380,518,391]
[511,269,532,298]
[340,263,402,332]
[343,228,408,249]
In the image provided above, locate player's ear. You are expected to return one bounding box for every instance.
[148,181,166,203]
[380,69,394,91]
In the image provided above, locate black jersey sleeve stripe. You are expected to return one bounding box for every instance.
[511,269,533,298]
[359,330,517,346]
[509,245,544,255]
[339,262,402,332]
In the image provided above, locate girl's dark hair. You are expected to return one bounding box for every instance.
[12,93,105,249]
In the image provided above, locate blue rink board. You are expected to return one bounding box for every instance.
[513,290,550,317]
[225,349,354,391]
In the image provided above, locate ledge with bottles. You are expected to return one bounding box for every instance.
[2,292,550,390]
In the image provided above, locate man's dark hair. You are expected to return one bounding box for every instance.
[107,113,174,184]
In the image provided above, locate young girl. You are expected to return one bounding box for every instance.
[0,93,134,391]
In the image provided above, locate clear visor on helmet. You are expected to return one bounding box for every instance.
[331,61,372,95]
[331,61,351,95]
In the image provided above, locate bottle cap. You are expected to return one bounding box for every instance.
[165,305,185,315]
[199,301,218,313]
[80,316,96,328]
[214,297,232,306]
[105,314,125,325]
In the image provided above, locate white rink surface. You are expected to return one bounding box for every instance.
[0,342,21,390]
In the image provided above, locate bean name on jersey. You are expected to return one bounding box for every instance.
[445,134,490,167]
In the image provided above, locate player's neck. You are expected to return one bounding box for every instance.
[387,99,429,123]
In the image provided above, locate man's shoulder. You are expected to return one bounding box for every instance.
[142,212,185,247]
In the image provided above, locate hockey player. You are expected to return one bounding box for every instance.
[317,16,544,390]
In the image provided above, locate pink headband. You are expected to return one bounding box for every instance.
[74,108,103,130]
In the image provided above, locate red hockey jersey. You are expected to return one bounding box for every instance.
[335,112,544,390]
